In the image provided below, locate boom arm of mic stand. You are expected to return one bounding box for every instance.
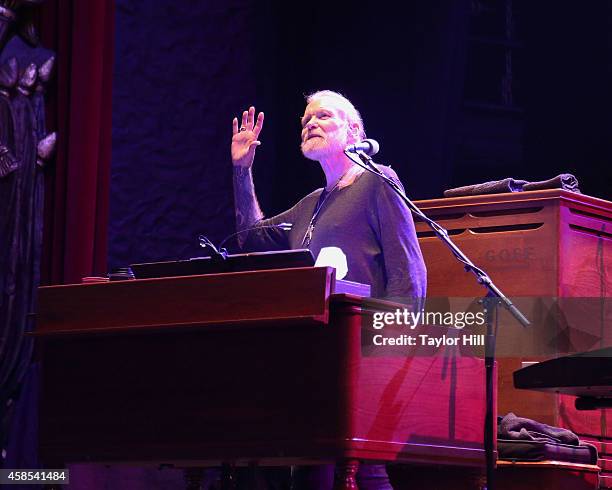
[344,149,530,328]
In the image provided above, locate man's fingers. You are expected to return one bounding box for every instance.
[247,106,255,129]
[253,111,265,137]
[235,107,262,135]
[248,140,261,149]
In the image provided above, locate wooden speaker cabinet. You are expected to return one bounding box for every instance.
[414,189,611,440]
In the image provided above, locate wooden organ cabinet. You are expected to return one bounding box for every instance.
[414,189,612,487]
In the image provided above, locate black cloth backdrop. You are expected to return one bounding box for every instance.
[247,0,471,226]
[107,0,471,269]
[108,0,256,270]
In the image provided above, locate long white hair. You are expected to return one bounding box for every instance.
[305,90,366,141]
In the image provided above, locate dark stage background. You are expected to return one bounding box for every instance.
[108,0,612,271]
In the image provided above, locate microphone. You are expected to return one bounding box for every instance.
[345,139,379,156]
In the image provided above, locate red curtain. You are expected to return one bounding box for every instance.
[38,0,115,285]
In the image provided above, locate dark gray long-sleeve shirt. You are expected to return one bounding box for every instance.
[244,166,427,303]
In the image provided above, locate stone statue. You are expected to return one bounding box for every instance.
[0,0,56,459]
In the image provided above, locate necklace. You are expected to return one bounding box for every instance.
[301,168,353,248]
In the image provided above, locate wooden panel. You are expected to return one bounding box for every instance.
[415,197,558,297]
[601,474,612,489]
[413,190,612,438]
[331,300,488,466]
[558,395,610,440]
[599,458,612,472]
[38,293,486,468]
[601,443,612,457]
[581,437,612,486]
[495,461,600,490]
[389,460,600,490]
[415,189,611,214]
[35,267,334,335]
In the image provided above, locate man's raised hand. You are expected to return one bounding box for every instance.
[231,106,264,168]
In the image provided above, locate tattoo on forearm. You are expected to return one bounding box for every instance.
[233,166,263,232]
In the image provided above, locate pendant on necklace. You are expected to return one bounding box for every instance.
[303,223,315,247]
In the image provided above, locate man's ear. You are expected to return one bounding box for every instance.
[349,123,361,142]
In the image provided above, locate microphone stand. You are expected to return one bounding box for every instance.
[344,149,530,490]
[198,235,228,262]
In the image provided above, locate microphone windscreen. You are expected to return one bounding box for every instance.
[365,139,380,156]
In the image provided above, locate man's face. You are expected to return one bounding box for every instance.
[300,97,353,161]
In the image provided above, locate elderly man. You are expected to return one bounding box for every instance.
[229,91,426,489]
[232,90,426,304]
